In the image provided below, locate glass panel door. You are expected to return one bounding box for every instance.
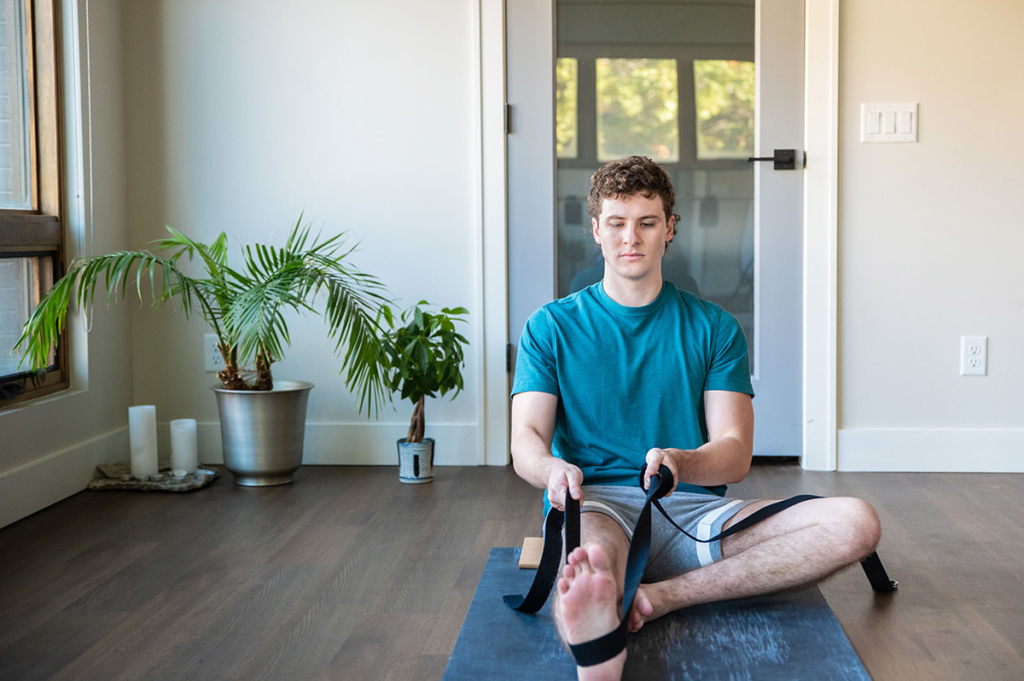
[555,1,756,366]
[507,0,805,456]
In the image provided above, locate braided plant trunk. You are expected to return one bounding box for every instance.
[407,396,426,443]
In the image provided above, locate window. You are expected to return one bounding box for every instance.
[595,58,679,163]
[555,57,578,159]
[0,0,32,209]
[693,59,755,160]
[0,0,66,407]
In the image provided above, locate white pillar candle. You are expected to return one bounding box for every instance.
[128,405,159,478]
[170,418,199,473]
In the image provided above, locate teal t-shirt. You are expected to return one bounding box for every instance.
[511,281,753,498]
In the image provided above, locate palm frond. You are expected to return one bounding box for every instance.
[228,219,393,408]
[319,275,391,417]
[13,250,202,371]
[158,226,230,277]
[14,215,397,402]
[223,269,309,366]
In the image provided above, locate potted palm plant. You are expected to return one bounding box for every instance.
[13,215,391,486]
[378,302,469,483]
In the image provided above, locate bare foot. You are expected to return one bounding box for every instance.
[627,584,666,633]
[557,545,626,680]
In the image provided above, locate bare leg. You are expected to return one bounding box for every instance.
[553,513,636,681]
[630,496,882,630]
[557,546,627,680]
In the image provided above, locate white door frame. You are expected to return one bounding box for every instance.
[801,0,840,471]
[479,0,512,465]
[476,0,841,470]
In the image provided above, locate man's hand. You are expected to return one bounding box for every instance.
[546,460,584,511]
[643,448,680,497]
[511,392,585,508]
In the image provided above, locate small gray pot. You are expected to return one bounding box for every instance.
[397,438,434,484]
[212,380,313,487]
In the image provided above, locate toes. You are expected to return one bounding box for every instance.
[636,588,654,617]
[627,587,654,632]
[566,547,587,569]
[587,544,611,572]
[567,547,593,575]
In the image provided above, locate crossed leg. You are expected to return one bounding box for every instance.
[553,496,882,681]
[631,496,882,630]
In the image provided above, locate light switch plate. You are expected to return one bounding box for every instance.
[861,103,918,143]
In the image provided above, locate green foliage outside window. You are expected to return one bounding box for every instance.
[556,58,578,159]
[596,58,679,162]
[694,60,755,160]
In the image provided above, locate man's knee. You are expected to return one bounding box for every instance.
[576,512,630,587]
[826,497,881,563]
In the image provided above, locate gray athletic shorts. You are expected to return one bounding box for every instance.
[579,484,758,582]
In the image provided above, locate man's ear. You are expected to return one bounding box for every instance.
[591,217,601,244]
[666,214,676,244]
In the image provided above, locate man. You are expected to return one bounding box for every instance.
[510,156,881,681]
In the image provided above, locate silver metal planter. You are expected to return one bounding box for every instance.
[212,381,314,487]
[397,437,434,484]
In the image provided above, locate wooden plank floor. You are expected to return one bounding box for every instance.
[1,462,1022,680]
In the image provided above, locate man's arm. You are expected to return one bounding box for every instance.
[510,391,584,511]
[643,390,754,495]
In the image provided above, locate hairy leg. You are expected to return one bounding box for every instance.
[557,546,627,681]
[553,512,634,681]
[630,496,882,630]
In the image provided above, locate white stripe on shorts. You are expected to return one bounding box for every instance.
[695,499,744,567]
[582,500,634,539]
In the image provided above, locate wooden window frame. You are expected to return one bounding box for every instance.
[0,0,67,408]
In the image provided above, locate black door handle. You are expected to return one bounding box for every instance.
[747,148,798,170]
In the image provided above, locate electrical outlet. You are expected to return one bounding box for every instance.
[960,336,987,376]
[204,334,224,373]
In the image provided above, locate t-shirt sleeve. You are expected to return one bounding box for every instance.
[705,308,754,396]
[511,308,560,398]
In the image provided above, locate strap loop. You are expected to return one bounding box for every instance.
[503,502,567,612]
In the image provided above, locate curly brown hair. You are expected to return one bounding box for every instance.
[587,156,680,228]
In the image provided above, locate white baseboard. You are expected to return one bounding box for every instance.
[838,428,1024,472]
[0,422,484,528]
[194,422,483,467]
[0,428,128,528]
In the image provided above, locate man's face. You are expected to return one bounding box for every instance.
[591,193,676,285]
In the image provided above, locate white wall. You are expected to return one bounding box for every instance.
[121,0,486,466]
[9,0,1018,529]
[836,0,1024,470]
[0,0,133,527]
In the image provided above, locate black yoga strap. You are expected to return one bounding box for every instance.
[861,550,898,592]
[503,466,827,667]
[503,467,897,667]
[502,495,580,613]
[562,468,665,665]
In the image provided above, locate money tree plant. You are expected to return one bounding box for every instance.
[378,302,469,443]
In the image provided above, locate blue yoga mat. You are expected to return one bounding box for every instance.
[444,547,871,680]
